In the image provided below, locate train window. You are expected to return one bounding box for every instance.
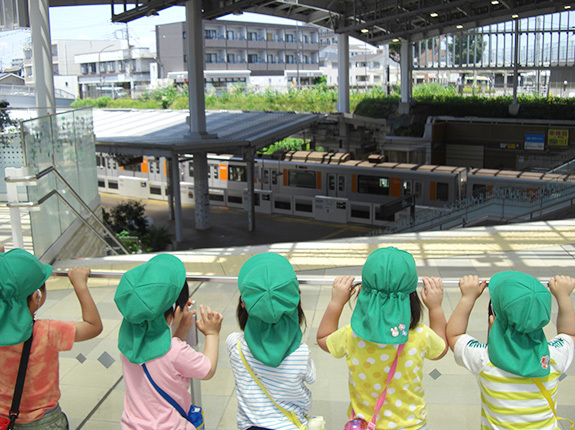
[328,174,335,191]
[472,184,487,198]
[229,166,246,182]
[263,170,269,184]
[357,175,390,195]
[436,182,449,201]
[188,162,194,177]
[288,169,316,189]
[150,186,162,195]
[271,171,278,185]
[338,176,345,192]
[156,161,160,174]
[123,163,141,172]
[403,180,411,196]
[414,182,422,199]
[108,181,118,189]
[213,166,218,179]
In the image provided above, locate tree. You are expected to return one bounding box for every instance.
[0,100,13,132]
[448,31,486,66]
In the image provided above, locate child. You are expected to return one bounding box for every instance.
[0,249,102,429]
[446,272,575,429]
[317,247,448,430]
[114,254,223,430]
[227,253,316,430]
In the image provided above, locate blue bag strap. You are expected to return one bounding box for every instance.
[141,363,188,419]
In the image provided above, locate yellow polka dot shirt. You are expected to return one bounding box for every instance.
[327,324,445,429]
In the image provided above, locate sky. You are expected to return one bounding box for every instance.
[0,7,295,70]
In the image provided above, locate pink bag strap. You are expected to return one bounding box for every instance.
[351,343,406,430]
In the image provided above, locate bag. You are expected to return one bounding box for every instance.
[187,405,204,430]
[344,419,368,430]
[142,363,204,429]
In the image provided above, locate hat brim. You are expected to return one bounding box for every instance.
[488,318,550,378]
[118,317,172,364]
[351,291,411,344]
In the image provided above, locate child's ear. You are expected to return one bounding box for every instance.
[489,314,495,328]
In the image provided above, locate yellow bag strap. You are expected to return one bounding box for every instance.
[237,340,305,430]
[531,378,574,430]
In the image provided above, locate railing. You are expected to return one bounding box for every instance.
[5,166,129,257]
[390,183,575,234]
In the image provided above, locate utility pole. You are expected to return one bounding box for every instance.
[125,23,133,98]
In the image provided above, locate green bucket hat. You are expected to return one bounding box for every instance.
[0,249,52,346]
[488,271,551,378]
[238,253,302,368]
[114,254,186,364]
[351,247,418,345]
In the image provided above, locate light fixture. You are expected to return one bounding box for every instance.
[565,5,572,9]
[456,25,463,29]
[361,29,369,33]
[491,0,499,4]
[430,12,438,17]
[392,38,400,42]
[511,14,519,18]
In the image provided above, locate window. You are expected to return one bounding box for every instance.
[286,34,295,43]
[248,32,258,41]
[98,180,105,187]
[414,181,422,199]
[267,54,274,64]
[107,62,115,72]
[183,54,187,63]
[286,55,295,64]
[227,53,235,63]
[228,195,243,204]
[357,175,390,195]
[150,186,162,195]
[188,162,194,177]
[228,165,246,182]
[108,181,118,189]
[205,29,217,39]
[338,176,345,192]
[436,182,449,201]
[248,54,258,63]
[226,30,235,40]
[288,169,316,189]
[209,193,224,202]
[183,31,186,39]
[205,53,217,63]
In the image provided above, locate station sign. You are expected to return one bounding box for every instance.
[548,129,569,146]
[524,133,545,151]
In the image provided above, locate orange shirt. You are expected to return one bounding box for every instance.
[0,320,75,423]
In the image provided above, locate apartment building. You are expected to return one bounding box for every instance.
[156,19,321,90]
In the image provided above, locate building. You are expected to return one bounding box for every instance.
[156,19,321,90]
[75,47,155,98]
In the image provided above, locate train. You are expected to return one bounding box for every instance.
[96,151,575,227]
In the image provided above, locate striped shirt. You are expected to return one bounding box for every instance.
[454,334,574,430]
[227,332,316,430]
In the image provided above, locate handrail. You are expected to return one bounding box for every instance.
[49,270,552,287]
[5,166,129,255]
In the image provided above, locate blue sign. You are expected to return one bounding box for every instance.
[524,133,545,150]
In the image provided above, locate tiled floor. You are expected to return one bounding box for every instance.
[14,218,575,429]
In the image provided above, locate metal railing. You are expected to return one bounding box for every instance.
[5,166,129,256]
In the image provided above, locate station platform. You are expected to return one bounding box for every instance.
[24,217,575,429]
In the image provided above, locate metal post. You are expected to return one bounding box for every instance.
[28,0,55,116]
[509,18,520,115]
[337,33,349,113]
[185,0,208,137]
[399,39,411,114]
[5,167,26,249]
[171,154,183,242]
[193,152,211,230]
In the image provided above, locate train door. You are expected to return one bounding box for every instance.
[327,173,346,197]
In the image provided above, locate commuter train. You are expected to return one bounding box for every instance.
[96,151,574,226]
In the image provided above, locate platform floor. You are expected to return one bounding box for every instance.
[16,218,571,429]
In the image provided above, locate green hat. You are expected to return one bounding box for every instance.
[488,271,551,378]
[0,249,52,346]
[238,253,302,368]
[351,247,418,344]
[114,254,186,364]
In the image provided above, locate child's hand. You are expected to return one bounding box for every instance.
[68,267,90,289]
[196,305,223,336]
[459,275,487,300]
[332,276,357,306]
[174,299,196,333]
[421,277,443,310]
[549,275,575,299]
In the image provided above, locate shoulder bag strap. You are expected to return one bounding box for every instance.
[7,330,34,430]
[531,377,574,430]
[351,343,405,430]
[237,340,304,429]
[141,363,188,420]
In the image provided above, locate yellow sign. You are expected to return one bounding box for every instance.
[548,129,569,146]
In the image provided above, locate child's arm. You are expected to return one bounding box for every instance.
[68,267,103,342]
[446,275,487,351]
[317,275,357,352]
[548,276,575,344]
[421,277,448,359]
[195,304,223,380]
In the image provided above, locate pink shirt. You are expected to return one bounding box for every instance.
[0,320,75,423]
[121,337,211,430]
